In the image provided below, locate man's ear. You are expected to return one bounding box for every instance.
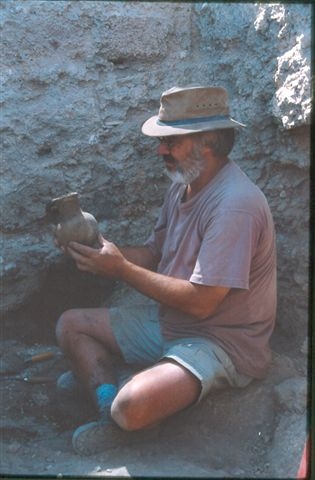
[203,132,219,157]
[203,131,218,152]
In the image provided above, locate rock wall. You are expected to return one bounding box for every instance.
[1,2,310,350]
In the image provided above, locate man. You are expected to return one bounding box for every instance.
[56,86,277,456]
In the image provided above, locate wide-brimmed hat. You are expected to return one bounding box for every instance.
[142,86,245,137]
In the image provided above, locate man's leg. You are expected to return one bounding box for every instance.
[72,358,201,455]
[56,307,123,406]
[111,359,201,431]
[69,321,252,455]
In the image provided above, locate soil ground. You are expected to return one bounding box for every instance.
[0,297,310,479]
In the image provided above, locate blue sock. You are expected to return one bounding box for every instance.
[95,383,118,414]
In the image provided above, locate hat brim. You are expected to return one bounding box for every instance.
[142,115,246,137]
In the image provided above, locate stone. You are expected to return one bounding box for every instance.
[267,413,307,477]
[6,441,21,454]
[158,382,276,473]
[274,377,308,414]
[31,389,50,407]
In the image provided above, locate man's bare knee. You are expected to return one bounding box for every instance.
[111,387,145,431]
[111,361,201,431]
[110,390,133,431]
[56,308,83,349]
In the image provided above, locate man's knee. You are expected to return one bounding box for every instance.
[111,384,147,431]
[55,308,83,347]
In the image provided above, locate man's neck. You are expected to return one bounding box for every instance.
[184,156,229,201]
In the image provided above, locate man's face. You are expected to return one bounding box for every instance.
[157,135,206,185]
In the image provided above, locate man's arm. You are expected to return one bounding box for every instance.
[66,238,229,319]
[118,259,229,319]
[118,246,159,271]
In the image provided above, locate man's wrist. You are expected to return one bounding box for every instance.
[117,257,133,281]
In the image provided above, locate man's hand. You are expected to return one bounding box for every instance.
[66,235,126,278]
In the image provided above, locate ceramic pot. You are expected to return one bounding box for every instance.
[46,192,100,247]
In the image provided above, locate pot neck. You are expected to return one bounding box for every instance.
[58,197,82,218]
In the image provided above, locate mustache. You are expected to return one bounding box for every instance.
[163,154,176,164]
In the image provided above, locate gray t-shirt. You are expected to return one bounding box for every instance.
[145,160,277,378]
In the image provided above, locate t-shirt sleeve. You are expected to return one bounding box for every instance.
[190,209,260,289]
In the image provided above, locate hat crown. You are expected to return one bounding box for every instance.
[158,86,230,122]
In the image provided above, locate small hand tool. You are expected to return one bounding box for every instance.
[23,351,55,366]
[0,375,55,384]
[0,351,56,383]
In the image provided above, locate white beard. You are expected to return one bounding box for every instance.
[164,145,205,185]
[165,165,201,185]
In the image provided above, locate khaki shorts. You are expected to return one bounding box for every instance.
[109,304,252,401]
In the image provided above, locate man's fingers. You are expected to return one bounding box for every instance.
[66,245,89,263]
[68,241,95,254]
[67,245,94,264]
[66,247,91,271]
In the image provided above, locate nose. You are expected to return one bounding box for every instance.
[157,142,170,155]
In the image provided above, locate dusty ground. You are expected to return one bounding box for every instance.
[0,314,309,478]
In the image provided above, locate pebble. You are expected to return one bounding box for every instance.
[7,442,21,453]
[274,377,307,414]
[230,468,246,476]
[31,390,50,406]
